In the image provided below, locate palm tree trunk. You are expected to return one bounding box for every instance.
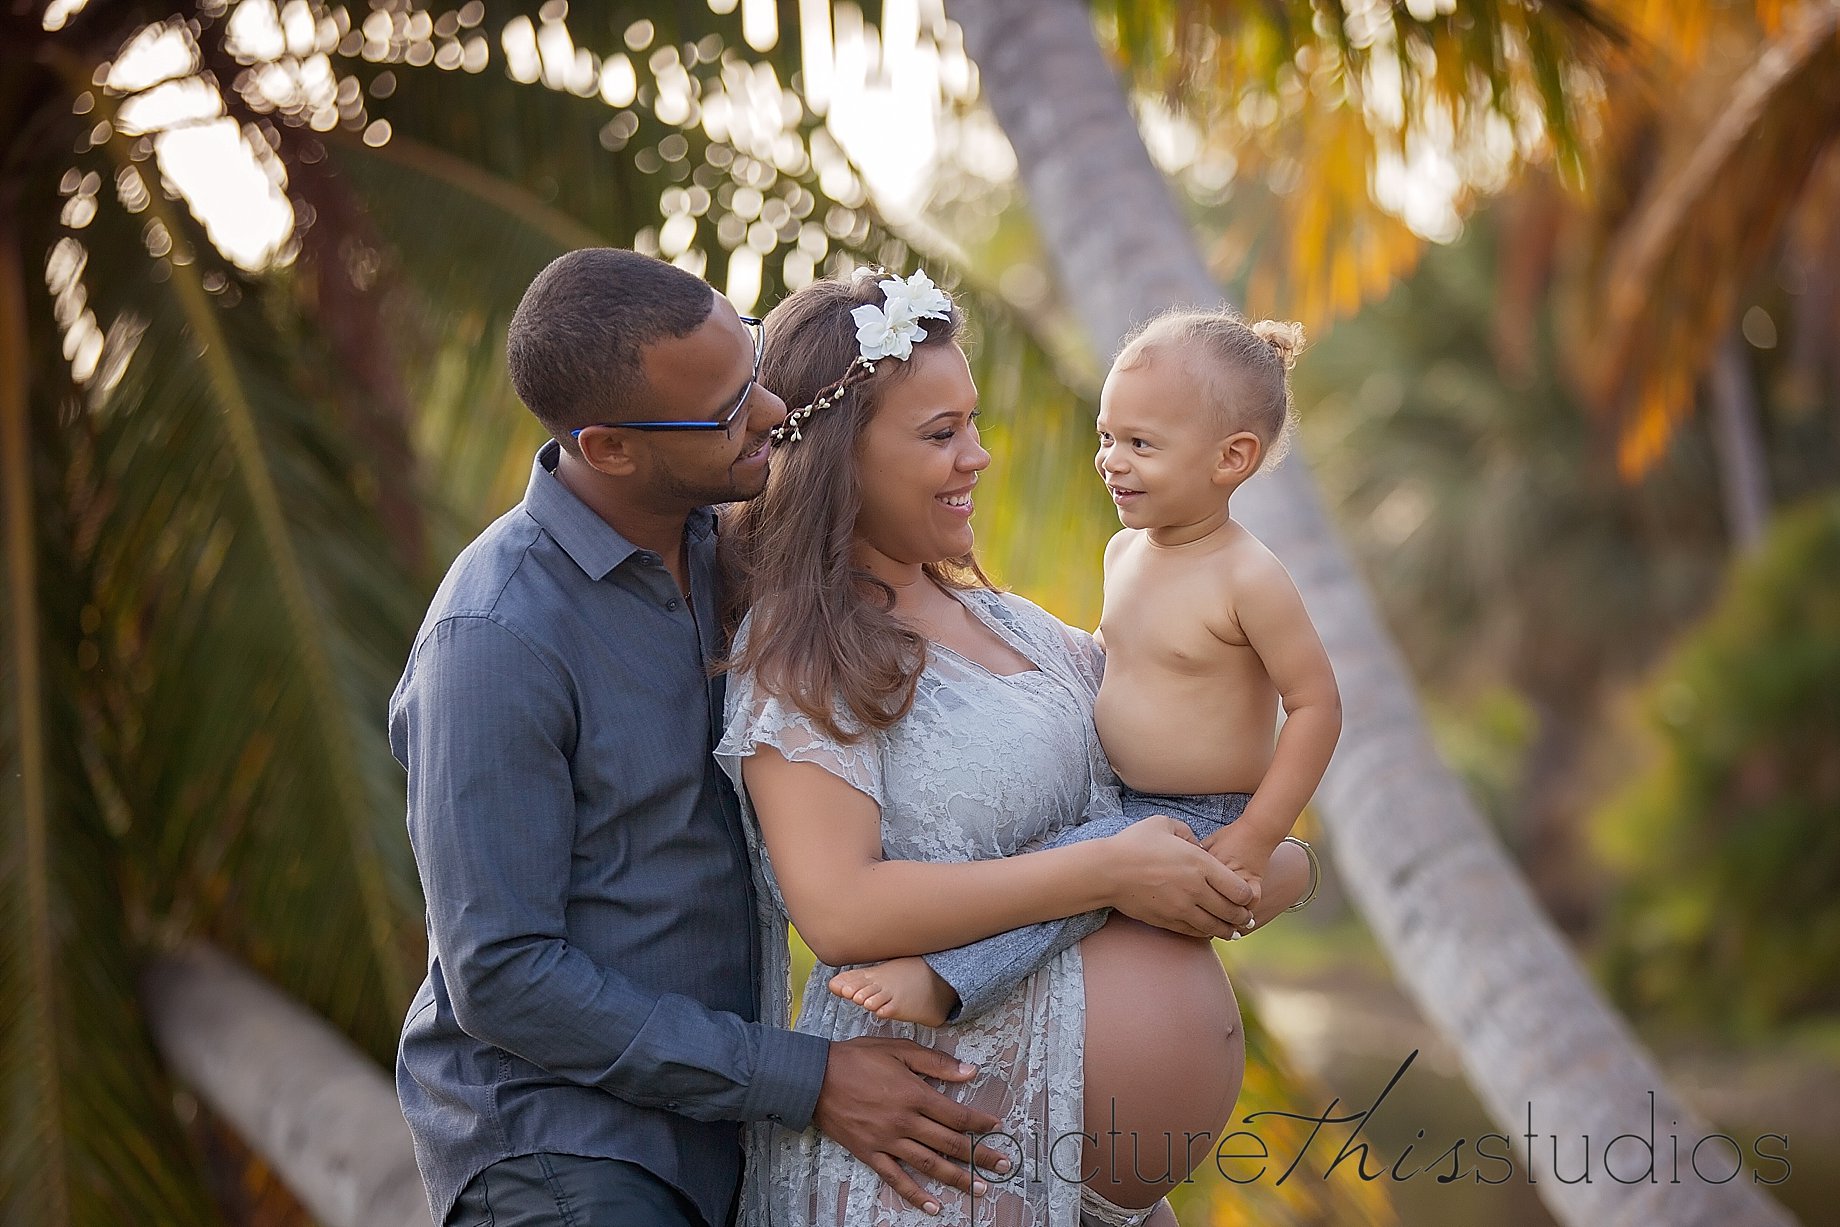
[1709,329,1772,552]
[142,942,432,1227]
[944,3,1798,1224]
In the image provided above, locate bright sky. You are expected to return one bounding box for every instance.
[65,0,1469,333]
[83,0,975,295]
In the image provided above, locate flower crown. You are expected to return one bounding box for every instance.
[770,268,953,445]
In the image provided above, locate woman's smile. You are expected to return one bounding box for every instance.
[852,343,989,574]
[937,481,977,517]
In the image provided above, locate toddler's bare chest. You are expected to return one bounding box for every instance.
[1100,561,1248,677]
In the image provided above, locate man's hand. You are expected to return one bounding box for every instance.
[1103,817,1256,939]
[811,1037,1014,1215]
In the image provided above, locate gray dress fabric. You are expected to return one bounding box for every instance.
[717,588,1117,1227]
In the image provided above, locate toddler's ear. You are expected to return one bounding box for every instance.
[1216,430,1263,483]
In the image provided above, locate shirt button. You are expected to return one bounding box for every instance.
[667,598,681,610]
[666,1101,680,1110]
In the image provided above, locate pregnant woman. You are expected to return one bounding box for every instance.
[718,270,1296,1226]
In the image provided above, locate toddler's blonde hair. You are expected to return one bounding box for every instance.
[1115,307,1304,472]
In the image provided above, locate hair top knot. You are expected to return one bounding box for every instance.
[1249,319,1306,371]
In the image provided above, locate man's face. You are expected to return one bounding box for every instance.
[628,292,787,507]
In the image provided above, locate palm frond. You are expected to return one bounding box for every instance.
[17,65,427,1071]
[104,90,416,1003]
[282,3,888,524]
[79,242,425,1051]
[1086,0,1620,328]
[3,178,217,1225]
[1292,217,1728,694]
[1581,7,1840,477]
[1,182,71,1227]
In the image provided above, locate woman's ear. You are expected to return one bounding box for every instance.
[1215,430,1263,483]
[574,426,641,477]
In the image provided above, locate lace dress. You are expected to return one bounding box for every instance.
[716,588,1118,1227]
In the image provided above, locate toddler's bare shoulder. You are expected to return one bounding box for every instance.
[1102,526,1143,564]
[1210,528,1291,589]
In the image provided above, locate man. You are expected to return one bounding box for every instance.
[390,249,1253,1226]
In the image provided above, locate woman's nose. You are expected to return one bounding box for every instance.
[961,438,991,471]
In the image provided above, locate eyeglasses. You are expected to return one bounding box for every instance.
[571,316,764,436]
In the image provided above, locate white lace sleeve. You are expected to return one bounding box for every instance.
[1055,618,1105,693]
[714,640,885,809]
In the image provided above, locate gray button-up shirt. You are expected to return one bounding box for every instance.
[390,441,828,1227]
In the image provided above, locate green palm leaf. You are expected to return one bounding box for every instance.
[4,178,217,1226]
[2,194,76,1227]
[75,193,425,1045]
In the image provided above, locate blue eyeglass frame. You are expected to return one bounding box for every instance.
[571,316,764,436]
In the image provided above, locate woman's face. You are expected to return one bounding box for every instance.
[852,342,988,570]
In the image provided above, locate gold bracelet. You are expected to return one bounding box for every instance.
[1281,836,1320,911]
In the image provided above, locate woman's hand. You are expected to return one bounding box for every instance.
[1102,817,1257,939]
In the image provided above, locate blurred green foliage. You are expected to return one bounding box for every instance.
[1425,688,1539,841]
[1593,495,1840,1035]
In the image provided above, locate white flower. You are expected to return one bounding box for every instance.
[849,269,952,362]
[850,301,916,359]
[879,269,952,324]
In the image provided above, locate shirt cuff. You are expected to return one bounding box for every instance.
[743,1025,829,1130]
[923,952,979,1024]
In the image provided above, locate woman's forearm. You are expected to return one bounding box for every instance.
[795,841,1113,966]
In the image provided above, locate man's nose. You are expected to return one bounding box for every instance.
[751,385,788,431]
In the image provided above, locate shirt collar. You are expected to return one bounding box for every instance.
[523,439,717,580]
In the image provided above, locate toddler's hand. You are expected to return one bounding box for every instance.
[1202,827,1269,924]
[1106,817,1255,939]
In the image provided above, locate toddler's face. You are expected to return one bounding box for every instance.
[1094,358,1234,531]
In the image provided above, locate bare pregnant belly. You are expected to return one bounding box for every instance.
[1079,913,1246,1208]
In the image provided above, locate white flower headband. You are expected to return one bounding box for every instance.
[771,268,954,445]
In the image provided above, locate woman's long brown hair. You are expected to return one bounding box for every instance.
[721,270,990,742]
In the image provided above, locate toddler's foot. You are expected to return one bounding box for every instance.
[828,957,960,1027]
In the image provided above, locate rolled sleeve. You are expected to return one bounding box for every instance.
[743,1027,830,1129]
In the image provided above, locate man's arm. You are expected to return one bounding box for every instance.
[397,614,1013,1209]
[396,614,826,1126]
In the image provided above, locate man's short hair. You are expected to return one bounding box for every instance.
[506,248,714,451]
